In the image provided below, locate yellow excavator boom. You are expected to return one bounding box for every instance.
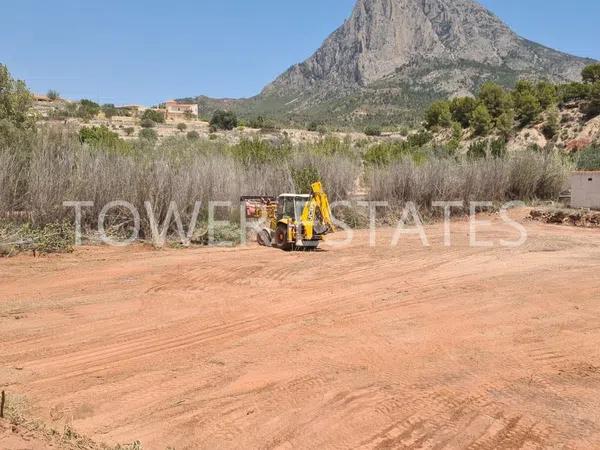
[300,181,336,240]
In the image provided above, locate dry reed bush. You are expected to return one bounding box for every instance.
[366,151,570,213]
[27,126,81,224]
[1,125,570,236]
[508,151,569,199]
[0,127,359,237]
[0,129,33,215]
[290,152,361,201]
[0,148,23,214]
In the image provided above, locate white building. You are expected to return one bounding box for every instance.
[571,171,600,210]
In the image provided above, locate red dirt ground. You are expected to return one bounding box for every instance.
[1,212,600,449]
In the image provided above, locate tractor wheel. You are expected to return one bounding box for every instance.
[274,224,292,251]
[257,229,271,247]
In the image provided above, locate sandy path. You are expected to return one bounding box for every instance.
[1,213,600,449]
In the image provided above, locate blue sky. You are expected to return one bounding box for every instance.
[1,0,598,105]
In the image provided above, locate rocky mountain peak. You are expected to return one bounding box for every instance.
[265,0,587,94]
[192,0,595,126]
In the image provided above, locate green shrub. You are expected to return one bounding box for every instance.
[514,80,536,95]
[210,110,238,131]
[536,81,558,109]
[407,130,432,147]
[584,82,600,118]
[450,97,477,128]
[576,146,600,170]
[470,104,492,136]
[139,128,158,141]
[490,138,507,158]
[124,127,135,136]
[478,82,512,118]
[446,121,462,152]
[316,125,328,135]
[467,140,488,159]
[0,120,34,150]
[292,166,320,193]
[77,99,100,120]
[79,125,130,153]
[364,144,394,166]
[248,116,266,129]
[0,64,34,130]
[248,115,278,131]
[177,122,187,132]
[310,135,353,157]
[140,118,155,128]
[542,106,560,139]
[187,130,200,140]
[559,82,591,103]
[364,125,382,136]
[231,138,290,165]
[211,223,242,246]
[496,110,515,140]
[102,104,118,119]
[513,91,541,126]
[141,109,165,124]
[582,64,600,84]
[424,100,452,129]
[363,140,427,166]
[398,127,410,136]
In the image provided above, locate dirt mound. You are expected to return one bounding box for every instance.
[530,207,600,227]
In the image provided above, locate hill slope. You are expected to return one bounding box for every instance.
[189,0,595,127]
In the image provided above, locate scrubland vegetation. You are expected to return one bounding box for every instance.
[1,63,597,253]
[423,64,600,141]
[367,151,568,208]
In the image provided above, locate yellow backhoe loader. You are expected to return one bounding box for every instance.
[242,182,336,251]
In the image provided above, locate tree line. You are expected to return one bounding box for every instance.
[424,63,600,140]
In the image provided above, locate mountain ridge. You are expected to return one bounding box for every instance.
[186,0,595,126]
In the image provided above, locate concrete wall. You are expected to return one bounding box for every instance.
[571,172,600,210]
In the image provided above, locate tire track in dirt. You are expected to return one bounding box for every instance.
[3,216,600,448]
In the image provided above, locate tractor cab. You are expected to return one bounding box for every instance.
[276,194,311,222]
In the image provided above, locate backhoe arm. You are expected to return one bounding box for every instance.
[301,181,336,239]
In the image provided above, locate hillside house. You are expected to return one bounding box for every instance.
[571,171,600,210]
[165,100,198,120]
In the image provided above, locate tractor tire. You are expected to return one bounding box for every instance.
[257,229,271,247]
[274,224,292,251]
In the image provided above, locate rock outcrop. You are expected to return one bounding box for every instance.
[191,0,596,125]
